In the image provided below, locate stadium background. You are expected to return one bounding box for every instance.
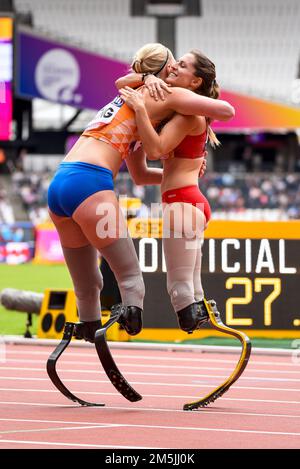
[1,0,300,345]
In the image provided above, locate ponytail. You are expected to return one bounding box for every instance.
[206,79,220,148]
[132,59,144,74]
[206,123,220,148]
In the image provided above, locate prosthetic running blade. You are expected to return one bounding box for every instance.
[94,305,142,402]
[183,299,251,411]
[47,322,104,406]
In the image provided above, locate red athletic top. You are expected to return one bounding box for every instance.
[174,130,207,159]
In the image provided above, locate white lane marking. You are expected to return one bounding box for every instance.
[4,358,299,374]
[0,410,299,439]
[1,401,300,418]
[6,349,298,367]
[0,439,157,449]
[0,422,299,438]
[0,375,299,393]
[0,387,299,404]
[0,423,119,435]
[0,366,299,382]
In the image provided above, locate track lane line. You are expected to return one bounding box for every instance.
[0,423,120,435]
[0,422,299,437]
[1,366,299,382]
[0,387,299,404]
[5,347,297,364]
[0,439,157,449]
[1,400,299,417]
[3,358,299,374]
[0,375,299,393]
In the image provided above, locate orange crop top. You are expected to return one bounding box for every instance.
[174,130,208,159]
[82,95,141,159]
[82,96,159,159]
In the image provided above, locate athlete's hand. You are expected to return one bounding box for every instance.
[199,153,208,178]
[144,75,172,101]
[119,86,145,111]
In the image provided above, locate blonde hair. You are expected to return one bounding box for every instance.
[190,49,221,148]
[131,43,170,75]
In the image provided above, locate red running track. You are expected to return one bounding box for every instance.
[0,342,299,449]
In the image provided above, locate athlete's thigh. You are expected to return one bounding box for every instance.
[49,209,90,248]
[72,190,128,250]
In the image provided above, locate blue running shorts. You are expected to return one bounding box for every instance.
[47,161,114,217]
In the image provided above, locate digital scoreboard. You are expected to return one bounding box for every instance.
[126,220,300,339]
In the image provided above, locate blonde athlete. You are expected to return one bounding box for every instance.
[47,43,234,342]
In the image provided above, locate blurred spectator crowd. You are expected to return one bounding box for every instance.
[10,169,51,224]
[0,187,15,224]
[200,172,300,220]
[1,169,300,224]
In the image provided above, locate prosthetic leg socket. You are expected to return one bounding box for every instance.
[74,320,102,343]
[114,303,143,335]
[176,300,209,334]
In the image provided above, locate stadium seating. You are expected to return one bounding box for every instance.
[13,0,300,104]
[177,0,300,104]
[14,0,156,61]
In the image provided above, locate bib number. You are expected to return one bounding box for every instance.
[95,96,124,124]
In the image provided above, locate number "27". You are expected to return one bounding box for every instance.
[225,277,281,326]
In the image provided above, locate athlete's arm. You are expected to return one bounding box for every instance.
[116,73,171,101]
[167,87,235,121]
[126,145,163,185]
[120,86,200,159]
[115,73,143,90]
[137,110,199,159]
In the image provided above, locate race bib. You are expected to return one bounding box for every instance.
[86,95,124,128]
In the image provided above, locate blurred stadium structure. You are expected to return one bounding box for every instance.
[0,0,300,224]
[11,0,300,104]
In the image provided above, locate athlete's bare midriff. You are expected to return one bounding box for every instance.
[161,156,204,193]
[63,136,123,177]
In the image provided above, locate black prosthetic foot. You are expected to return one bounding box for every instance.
[74,319,102,343]
[176,300,209,334]
[114,303,143,335]
[94,306,142,402]
[196,300,211,325]
[47,322,104,406]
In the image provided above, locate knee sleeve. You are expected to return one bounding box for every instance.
[100,236,145,309]
[62,245,103,322]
